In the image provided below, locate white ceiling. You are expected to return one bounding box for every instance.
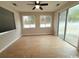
[0,1,68,12]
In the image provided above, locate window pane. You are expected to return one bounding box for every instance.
[40,16,52,28]
[23,16,35,28]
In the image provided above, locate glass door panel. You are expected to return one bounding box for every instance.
[65,4,79,47]
[58,10,67,39]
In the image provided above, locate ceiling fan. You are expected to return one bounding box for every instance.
[27,1,48,10]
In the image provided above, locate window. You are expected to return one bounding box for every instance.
[40,16,52,28]
[23,16,35,28]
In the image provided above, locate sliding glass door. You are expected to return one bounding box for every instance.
[58,4,79,47]
[65,4,79,47]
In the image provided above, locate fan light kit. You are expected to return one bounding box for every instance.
[35,5,40,9]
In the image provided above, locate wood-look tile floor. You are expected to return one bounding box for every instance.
[0,35,79,58]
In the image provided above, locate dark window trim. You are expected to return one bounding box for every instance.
[64,9,69,40]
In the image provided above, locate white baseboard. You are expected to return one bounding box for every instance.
[0,36,21,53]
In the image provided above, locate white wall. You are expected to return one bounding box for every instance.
[0,2,21,52]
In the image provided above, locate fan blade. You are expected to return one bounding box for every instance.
[32,7,36,10]
[35,1,37,5]
[35,1,40,5]
[40,3,48,6]
[39,7,43,10]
